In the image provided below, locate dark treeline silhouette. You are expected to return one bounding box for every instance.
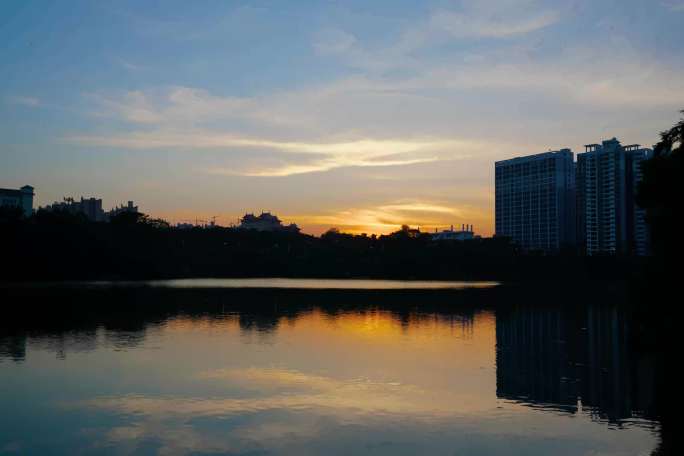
[630,111,684,456]
[637,110,684,261]
[1,206,646,282]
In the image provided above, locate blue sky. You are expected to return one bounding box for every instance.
[2,0,683,234]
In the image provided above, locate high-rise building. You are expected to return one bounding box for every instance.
[576,138,652,255]
[495,150,576,252]
[626,145,653,256]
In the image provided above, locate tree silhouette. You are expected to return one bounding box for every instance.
[636,110,684,258]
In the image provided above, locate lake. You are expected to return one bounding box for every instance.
[0,280,664,455]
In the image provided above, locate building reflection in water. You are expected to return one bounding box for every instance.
[0,333,27,362]
[496,302,657,425]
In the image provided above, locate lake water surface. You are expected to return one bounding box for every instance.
[0,281,663,455]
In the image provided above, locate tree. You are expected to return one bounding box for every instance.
[636,110,684,258]
[109,211,148,226]
[109,211,170,229]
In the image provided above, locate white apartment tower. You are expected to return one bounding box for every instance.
[576,138,652,255]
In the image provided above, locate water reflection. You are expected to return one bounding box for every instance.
[0,284,666,455]
[496,304,657,425]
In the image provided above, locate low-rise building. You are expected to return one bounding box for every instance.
[239,212,300,232]
[107,201,139,219]
[432,224,478,241]
[0,185,35,217]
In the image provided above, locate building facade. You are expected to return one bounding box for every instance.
[626,145,653,256]
[495,150,576,252]
[0,185,34,217]
[576,138,652,255]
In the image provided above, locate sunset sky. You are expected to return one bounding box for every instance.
[2,0,683,235]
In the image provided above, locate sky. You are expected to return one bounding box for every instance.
[2,0,683,235]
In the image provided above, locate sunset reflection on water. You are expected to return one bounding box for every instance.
[0,285,661,455]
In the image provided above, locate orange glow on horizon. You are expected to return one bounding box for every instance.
[155,203,495,237]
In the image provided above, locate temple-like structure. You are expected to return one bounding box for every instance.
[239,212,300,233]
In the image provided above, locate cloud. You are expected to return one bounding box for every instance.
[68,85,496,176]
[210,156,439,177]
[293,200,490,234]
[429,8,560,39]
[313,29,358,55]
[117,58,144,71]
[6,95,41,107]
[317,1,562,73]
[662,0,684,11]
[66,130,471,175]
[68,51,684,182]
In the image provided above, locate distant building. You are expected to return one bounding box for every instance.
[239,212,300,232]
[42,197,105,222]
[107,201,139,219]
[495,150,576,252]
[432,224,478,241]
[0,185,34,217]
[175,222,196,230]
[576,138,652,255]
[42,197,139,223]
[80,197,105,222]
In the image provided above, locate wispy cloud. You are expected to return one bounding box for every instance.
[209,156,440,177]
[6,95,41,107]
[68,48,684,181]
[313,28,358,55]
[314,1,563,75]
[428,8,560,39]
[67,131,469,176]
[662,0,684,11]
[68,85,494,176]
[117,58,143,71]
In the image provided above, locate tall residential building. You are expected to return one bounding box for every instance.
[626,145,653,256]
[495,149,576,252]
[576,138,652,255]
[0,185,34,217]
